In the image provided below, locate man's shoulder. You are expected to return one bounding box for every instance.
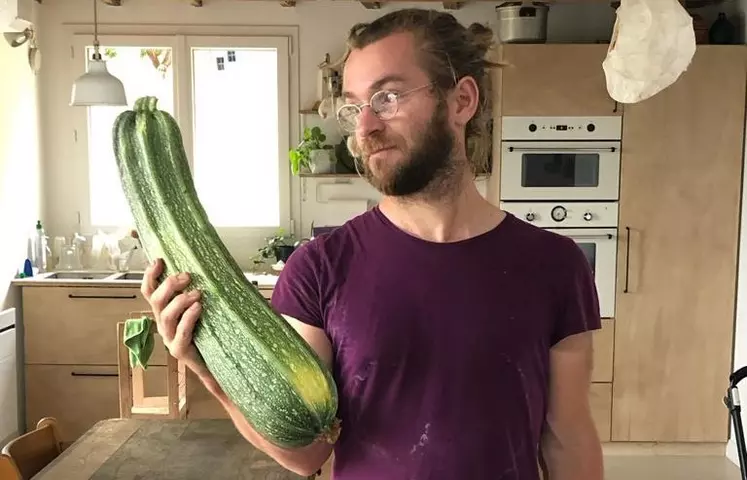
[501,212,580,253]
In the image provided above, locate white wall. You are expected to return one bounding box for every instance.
[34,0,615,268]
[0,11,42,309]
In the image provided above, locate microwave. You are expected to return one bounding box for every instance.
[499,116,622,202]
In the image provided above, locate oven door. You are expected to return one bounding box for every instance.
[547,227,617,319]
[500,141,621,201]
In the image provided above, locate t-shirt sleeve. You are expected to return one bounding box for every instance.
[551,238,602,346]
[270,241,325,329]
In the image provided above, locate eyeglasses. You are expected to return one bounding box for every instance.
[336,83,433,133]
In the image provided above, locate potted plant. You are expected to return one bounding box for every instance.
[289,126,334,175]
[253,229,297,264]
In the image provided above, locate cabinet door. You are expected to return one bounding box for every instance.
[612,46,746,442]
[499,44,620,117]
[25,364,167,445]
[23,287,168,366]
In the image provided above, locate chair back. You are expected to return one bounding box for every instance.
[0,418,62,480]
[0,453,21,480]
[117,320,188,419]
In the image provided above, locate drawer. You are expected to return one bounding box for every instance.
[23,287,168,366]
[25,364,167,445]
[590,382,612,442]
[592,319,613,382]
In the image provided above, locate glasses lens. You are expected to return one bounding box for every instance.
[337,106,359,132]
[371,91,398,119]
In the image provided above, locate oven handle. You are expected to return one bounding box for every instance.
[564,233,615,240]
[507,146,617,153]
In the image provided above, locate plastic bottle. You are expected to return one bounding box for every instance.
[34,220,48,273]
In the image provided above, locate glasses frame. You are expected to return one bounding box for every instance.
[335,82,434,133]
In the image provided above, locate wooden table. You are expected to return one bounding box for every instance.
[33,418,309,479]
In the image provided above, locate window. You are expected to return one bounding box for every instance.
[72,34,291,234]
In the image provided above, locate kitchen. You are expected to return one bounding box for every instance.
[1,0,747,478]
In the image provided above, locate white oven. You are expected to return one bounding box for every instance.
[501,202,618,319]
[500,116,622,201]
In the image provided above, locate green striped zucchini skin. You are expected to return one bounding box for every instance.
[112,96,340,448]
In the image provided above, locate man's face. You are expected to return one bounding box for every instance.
[341,32,456,197]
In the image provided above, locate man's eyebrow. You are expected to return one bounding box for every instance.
[342,74,408,101]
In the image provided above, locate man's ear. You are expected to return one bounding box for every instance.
[450,75,480,127]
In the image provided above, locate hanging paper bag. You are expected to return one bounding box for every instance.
[602,0,696,104]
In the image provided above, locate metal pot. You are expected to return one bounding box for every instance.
[496,1,549,44]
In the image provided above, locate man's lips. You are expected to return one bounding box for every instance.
[367,146,396,156]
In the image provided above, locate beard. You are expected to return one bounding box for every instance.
[353,100,457,198]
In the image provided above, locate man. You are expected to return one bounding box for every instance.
[140,8,604,480]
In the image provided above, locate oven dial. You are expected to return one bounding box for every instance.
[583,211,593,221]
[551,206,567,222]
[525,212,536,221]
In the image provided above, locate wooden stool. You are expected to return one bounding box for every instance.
[116,318,188,419]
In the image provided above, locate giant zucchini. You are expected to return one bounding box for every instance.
[112,96,340,448]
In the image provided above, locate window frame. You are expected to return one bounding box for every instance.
[69,31,295,247]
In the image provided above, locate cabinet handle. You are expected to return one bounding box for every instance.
[68,294,137,299]
[624,226,631,293]
[71,372,118,377]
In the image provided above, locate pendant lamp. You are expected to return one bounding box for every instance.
[70,0,127,107]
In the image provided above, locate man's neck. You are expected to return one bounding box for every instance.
[377,172,505,243]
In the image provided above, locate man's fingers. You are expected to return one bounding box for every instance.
[140,258,164,298]
[158,290,200,342]
[171,301,202,357]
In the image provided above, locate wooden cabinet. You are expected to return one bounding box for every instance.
[20,283,276,445]
[25,364,168,446]
[20,285,159,443]
[22,286,167,366]
[612,46,746,443]
[498,44,620,117]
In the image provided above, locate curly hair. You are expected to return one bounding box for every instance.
[343,8,503,174]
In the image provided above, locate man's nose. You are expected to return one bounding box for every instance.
[356,106,385,137]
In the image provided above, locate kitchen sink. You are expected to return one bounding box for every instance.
[113,272,145,281]
[44,271,114,280]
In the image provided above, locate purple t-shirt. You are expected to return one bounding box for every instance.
[271,208,600,480]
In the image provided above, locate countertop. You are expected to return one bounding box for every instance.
[10,268,279,288]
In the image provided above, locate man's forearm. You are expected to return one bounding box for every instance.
[540,420,604,480]
[199,371,334,477]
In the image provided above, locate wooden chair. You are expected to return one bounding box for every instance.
[0,453,21,480]
[116,319,188,419]
[0,417,63,480]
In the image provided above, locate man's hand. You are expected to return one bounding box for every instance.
[539,331,604,480]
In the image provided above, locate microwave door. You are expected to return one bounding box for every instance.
[500,141,621,201]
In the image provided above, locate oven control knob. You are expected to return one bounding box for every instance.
[528,123,537,132]
[551,206,567,222]
[525,212,535,221]
[583,211,593,221]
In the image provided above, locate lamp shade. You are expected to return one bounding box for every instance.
[70,58,127,107]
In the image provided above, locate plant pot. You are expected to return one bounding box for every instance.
[309,149,334,174]
[274,245,295,263]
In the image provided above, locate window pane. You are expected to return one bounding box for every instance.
[192,47,280,228]
[86,46,175,227]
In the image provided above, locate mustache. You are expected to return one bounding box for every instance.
[357,134,397,156]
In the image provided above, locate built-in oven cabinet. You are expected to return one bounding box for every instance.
[498,44,621,118]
